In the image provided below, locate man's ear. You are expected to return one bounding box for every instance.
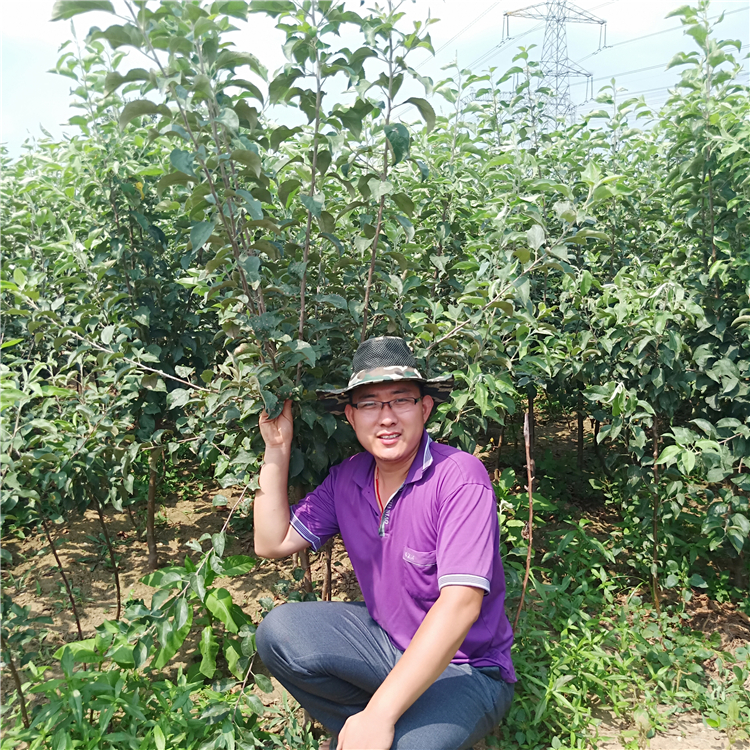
[421,394,434,422]
[344,403,356,429]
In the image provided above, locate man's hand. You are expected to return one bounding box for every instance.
[337,708,395,750]
[253,399,309,559]
[259,399,293,451]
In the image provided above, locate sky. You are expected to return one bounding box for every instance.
[1,0,748,157]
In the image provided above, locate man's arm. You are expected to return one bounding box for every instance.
[254,400,310,559]
[337,585,484,750]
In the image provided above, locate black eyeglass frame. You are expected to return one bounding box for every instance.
[350,396,422,412]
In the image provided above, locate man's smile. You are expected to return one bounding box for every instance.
[377,431,402,445]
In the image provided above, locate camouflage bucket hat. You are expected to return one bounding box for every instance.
[317,336,454,415]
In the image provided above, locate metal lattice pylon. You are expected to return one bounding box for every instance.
[504,0,606,121]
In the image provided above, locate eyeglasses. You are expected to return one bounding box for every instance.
[351,397,422,414]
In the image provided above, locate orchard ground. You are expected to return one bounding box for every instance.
[3,419,748,750]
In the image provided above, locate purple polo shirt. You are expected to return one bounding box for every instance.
[290,430,516,683]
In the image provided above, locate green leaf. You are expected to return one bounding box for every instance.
[392,192,415,217]
[119,100,165,129]
[53,638,102,663]
[191,221,215,250]
[222,555,257,576]
[394,215,414,242]
[167,388,191,409]
[255,674,274,693]
[154,726,166,750]
[51,0,114,21]
[152,604,193,669]
[514,277,530,306]
[89,23,143,50]
[656,444,682,464]
[384,123,410,165]
[101,325,115,345]
[190,573,207,601]
[133,306,150,326]
[316,293,348,310]
[581,161,601,186]
[225,639,244,679]
[141,567,185,588]
[206,588,238,633]
[300,193,324,218]
[199,626,219,678]
[244,693,265,715]
[231,149,262,177]
[368,179,393,200]
[405,97,436,132]
[413,159,429,182]
[216,49,267,80]
[526,225,545,251]
[174,598,189,631]
[580,270,593,295]
[548,245,569,262]
[212,532,226,557]
[288,340,316,366]
[170,149,196,177]
[217,108,239,131]
[236,189,263,220]
[261,390,281,419]
[156,171,196,196]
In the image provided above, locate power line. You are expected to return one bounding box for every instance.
[576,70,750,115]
[570,42,750,87]
[469,0,619,70]
[469,21,543,69]
[417,1,503,70]
[575,5,748,64]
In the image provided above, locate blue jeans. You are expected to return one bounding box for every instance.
[256,601,514,750]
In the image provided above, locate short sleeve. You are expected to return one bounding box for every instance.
[435,481,498,595]
[289,469,340,552]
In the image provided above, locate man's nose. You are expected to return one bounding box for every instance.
[379,404,398,423]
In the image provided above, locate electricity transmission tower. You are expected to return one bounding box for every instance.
[504,0,606,121]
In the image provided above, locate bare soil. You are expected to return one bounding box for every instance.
[2,420,748,749]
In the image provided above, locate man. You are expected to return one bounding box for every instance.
[254,336,515,750]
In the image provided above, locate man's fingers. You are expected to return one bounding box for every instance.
[260,400,292,425]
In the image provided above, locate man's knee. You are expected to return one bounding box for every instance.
[256,603,301,671]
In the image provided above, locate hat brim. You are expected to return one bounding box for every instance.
[317,374,454,415]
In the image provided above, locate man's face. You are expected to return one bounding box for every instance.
[344,381,434,467]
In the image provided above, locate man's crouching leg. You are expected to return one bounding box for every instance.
[256,600,400,737]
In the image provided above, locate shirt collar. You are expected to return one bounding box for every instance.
[406,430,434,485]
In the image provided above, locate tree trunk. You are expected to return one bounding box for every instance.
[513,412,535,632]
[41,516,83,639]
[126,505,142,539]
[593,420,611,478]
[651,412,662,616]
[577,391,585,472]
[735,552,748,591]
[299,548,313,594]
[526,390,536,489]
[321,539,333,602]
[147,448,161,571]
[289,485,313,594]
[94,498,122,620]
[1,638,30,728]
